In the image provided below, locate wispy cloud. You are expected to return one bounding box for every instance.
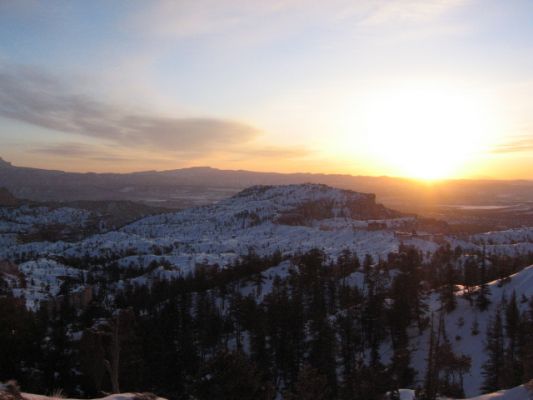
[30,142,137,162]
[0,62,312,168]
[491,135,533,154]
[129,1,299,39]
[130,0,469,44]
[31,143,104,157]
[356,0,467,26]
[0,64,259,155]
[227,146,311,162]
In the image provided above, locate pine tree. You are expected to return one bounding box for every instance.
[462,257,479,305]
[476,246,492,311]
[194,350,274,400]
[388,272,416,388]
[423,315,438,400]
[503,291,523,387]
[471,315,480,336]
[476,282,492,311]
[337,308,362,386]
[482,309,505,393]
[521,297,533,383]
[79,308,137,393]
[285,364,329,400]
[424,314,471,399]
[434,321,470,398]
[439,263,457,313]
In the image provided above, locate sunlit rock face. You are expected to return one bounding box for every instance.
[237,184,402,225]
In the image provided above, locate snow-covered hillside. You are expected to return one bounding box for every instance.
[2,184,533,312]
[0,185,422,269]
[411,266,533,397]
[2,184,533,398]
[466,383,533,399]
[0,192,163,246]
[13,258,86,309]
[0,206,92,232]
[0,185,412,306]
[5,185,533,278]
[468,228,533,256]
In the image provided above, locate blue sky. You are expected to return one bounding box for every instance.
[0,0,532,178]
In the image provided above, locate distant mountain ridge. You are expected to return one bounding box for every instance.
[1,157,533,210]
[0,157,13,168]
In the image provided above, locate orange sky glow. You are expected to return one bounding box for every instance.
[1,1,532,180]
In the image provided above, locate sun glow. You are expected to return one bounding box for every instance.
[359,83,498,180]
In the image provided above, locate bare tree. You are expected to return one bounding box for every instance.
[80,309,135,394]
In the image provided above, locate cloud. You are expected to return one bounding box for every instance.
[131,0,468,42]
[491,136,533,154]
[234,146,310,159]
[356,0,467,26]
[30,142,137,162]
[31,143,102,157]
[0,64,260,156]
[129,1,297,39]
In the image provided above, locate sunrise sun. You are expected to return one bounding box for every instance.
[360,83,498,180]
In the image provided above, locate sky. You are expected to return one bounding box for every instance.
[0,0,532,179]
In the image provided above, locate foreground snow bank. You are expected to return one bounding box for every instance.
[467,383,532,399]
[398,389,416,399]
[398,383,532,399]
[0,383,167,400]
[1,384,530,400]
[23,395,167,400]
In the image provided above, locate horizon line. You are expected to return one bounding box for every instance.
[2,156,529,183]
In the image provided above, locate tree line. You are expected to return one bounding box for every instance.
[1,245,533,399]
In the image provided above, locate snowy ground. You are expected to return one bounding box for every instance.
[0,382,167,400]
[411,266,533,397]
[8,386,531,400]
[22,394,167,400]
[3,186,533,280]
[0,185,433,274]
[12,258,86,309]
[465,384,533,399]
[3,184,533,327]
[397,384,532,399]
